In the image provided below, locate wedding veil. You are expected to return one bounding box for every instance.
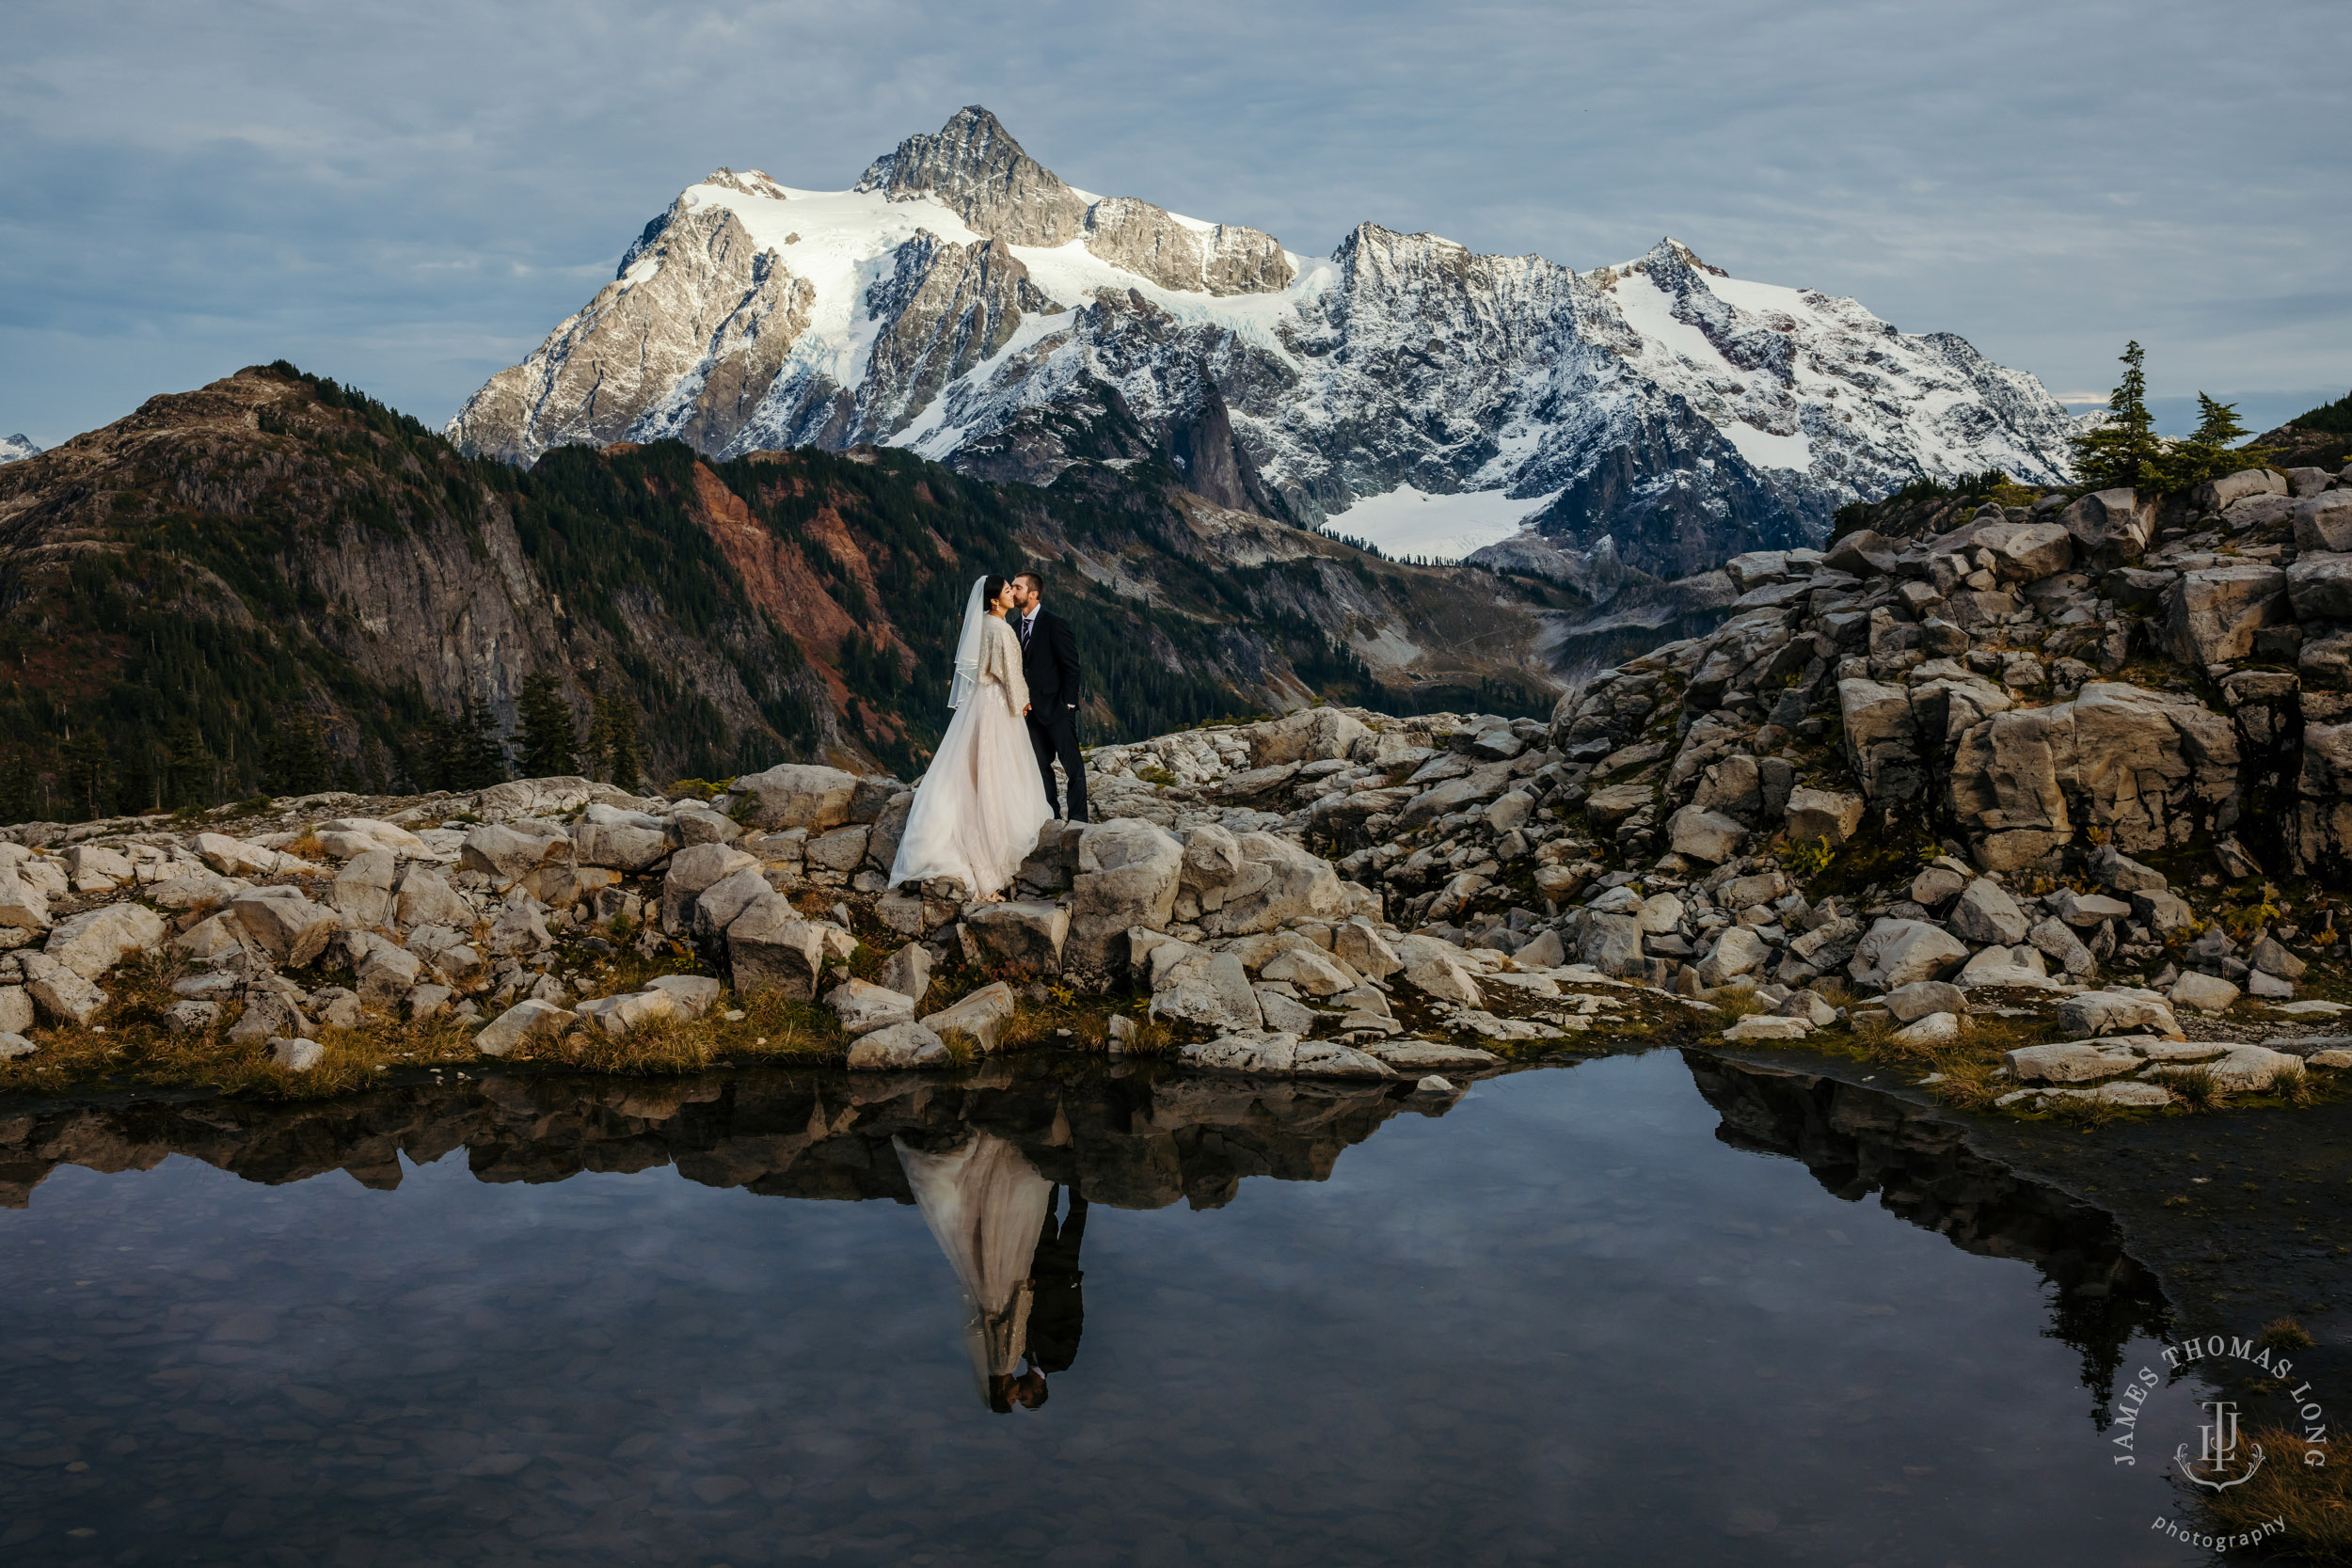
[946,576,990,709]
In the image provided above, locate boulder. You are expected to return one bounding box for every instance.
[2057,990,2183,1039]
[1581,911,1646,977]
[2157,1044,2306,1093]
[66,845,134,891]
[2058,488,2152,563]
[1258,946,1363,997]
[2286,551,2352,622]
[2293,491,2352,554]
[1956,943,2056,987]
[864,792,914,873]
[923,982,1017,1053]
[661,844,760,932]
[1636,893,1685,934]
[1947,879,2029,945]
[0,986,28,1037]
[1151,951,1263,1032]
[405,925,485,988]
[1695,926,1769,988]
[45,902,169,979]
[964,900,1071,976]
[1848,919,1968,990]
[1361,1038,1502,1073]
[1883,979,1965,1023]
[192,832,278,877]
[2168,972,2240,1013]
[2026,918,2098,977]
[645,974,723,1019]
[1975,520,2075,581]
[2131,888,2195,937]
[1250,708,1372,767]
[1200,833,1345,937]
[846,1021,950,1070]
[460,821,573,887]
[2006,1039,2144,1084]
[485,895,552,957]
[671,805,740,846]
[392,865,473,931]
[1583,784,1655,831]
[314,817,428,860]
[474,998,573,1057]
[1891,1011,1962,1048]
[1908,866,1967,908]
[1067,820,1184,970]
[353,939,422,1008]
[1182,1030,1394,1080]
[22,953,104,1026]
[2195,468,2285,511]
[267,1037,326,1072]
[574,816,673,872]
[824,979,918,1036]
[804,826,871,875]
[1331,919,1404,981]
[2161,564,2288,666]
[1947,682,2238,871]
[1782,787,1865,845]
[723,896,827,999]
[691,867,774,942]
[0,866,50,932]
[1402,954,1483,1007]
[575,990,680,1037]
[880,942,932,1005]
[727,764,859,831]
[1665,807,1748,864]
[329,849,398,927]
[2249,935,2308,980]
[1723,1015,1810,1042]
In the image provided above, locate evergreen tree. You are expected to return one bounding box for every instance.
[0,751,38,825]
[2191,392,2249,448]
[2068,341,2163,491]
[164,717,217,808]
[516,673,578,778]
[266,714,334,797]
[451,693,509,790]
[586,690,643,792]
[60,731,111,820]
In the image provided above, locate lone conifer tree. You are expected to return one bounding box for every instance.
[2068,341,2163,490]
[2190,392,2249,448]
[586,689,643,793]
[516,673,578,778]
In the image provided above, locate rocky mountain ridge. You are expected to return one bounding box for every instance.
[0,363,1565,817]
[449,106,2085,577]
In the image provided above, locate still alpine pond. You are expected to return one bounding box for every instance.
[1,1051,2223,1565]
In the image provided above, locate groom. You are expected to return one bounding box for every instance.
[1011,570,1088,824]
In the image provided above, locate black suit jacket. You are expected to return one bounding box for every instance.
[1018,607,1081,720]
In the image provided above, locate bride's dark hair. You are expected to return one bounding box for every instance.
[983,574,1010,610]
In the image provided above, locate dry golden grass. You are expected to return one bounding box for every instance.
[2193,1423,2352,1563]
[1709,987,1770,1020]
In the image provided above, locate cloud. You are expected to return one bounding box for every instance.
[3,0,2344,449]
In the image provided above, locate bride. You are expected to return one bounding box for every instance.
[888,575,1052,901]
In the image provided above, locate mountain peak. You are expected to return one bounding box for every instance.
[854,105,1088,247]
[0,433,40,465]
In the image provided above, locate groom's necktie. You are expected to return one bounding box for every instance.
[1019,613,1033,648]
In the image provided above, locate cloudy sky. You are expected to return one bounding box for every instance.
[4,0,2344,450]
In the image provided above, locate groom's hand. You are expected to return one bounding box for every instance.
[1024,704,1032,715]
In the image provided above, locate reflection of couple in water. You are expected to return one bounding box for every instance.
[895,1132,1086,1413]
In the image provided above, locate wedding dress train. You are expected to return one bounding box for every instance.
[887,578,1052,900]
[894,1131,1055,1403]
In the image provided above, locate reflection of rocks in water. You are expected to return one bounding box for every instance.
[1684,1053,2169,1413]
[0,1057,1463,1213]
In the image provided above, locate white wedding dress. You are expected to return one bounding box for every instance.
[894,1132,1054,1401]
[888,579,1052,900]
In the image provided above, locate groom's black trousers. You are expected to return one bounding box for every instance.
[1026,708,1089,824]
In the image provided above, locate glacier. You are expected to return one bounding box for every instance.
[449,107,2083,575]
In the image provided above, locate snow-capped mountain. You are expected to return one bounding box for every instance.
[0,435,40,465]
[450,107,2082,576]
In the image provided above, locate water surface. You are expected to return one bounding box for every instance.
[0,1052,2220,1565]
